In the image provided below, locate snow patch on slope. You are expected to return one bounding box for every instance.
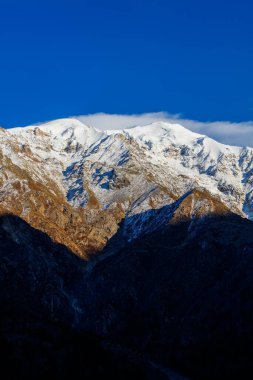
[7,118,253,220]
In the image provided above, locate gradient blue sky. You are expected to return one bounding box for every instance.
[0,0,253,128]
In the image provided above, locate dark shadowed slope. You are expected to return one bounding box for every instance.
[3,208,253,379]
[81,212,253,380]
[0,214,150,380]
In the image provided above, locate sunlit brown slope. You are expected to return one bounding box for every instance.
[0,128,124,258]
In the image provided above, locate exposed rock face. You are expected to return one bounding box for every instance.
[170,188,230,224]
[114,188,230,243]
[2,117,253,257]
[0,127,124,258]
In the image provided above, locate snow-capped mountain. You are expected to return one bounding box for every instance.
[9,118,253,214]
[2,117,253,255]
[4,118,253,379]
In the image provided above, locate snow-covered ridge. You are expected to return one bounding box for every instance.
[10,118,105,156]
[6,117,253,220]
[123,121,242,155]
[9,118,243,158]
[8,118,251,166]
[10,118,242,147]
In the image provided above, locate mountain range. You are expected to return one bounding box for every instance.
[1,118,253,379]
[2,118,253,253]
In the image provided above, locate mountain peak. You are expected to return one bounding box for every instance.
[12,117,103,136]
[123,121,204,145]
[10,118,105,159]
[4,116,253,223]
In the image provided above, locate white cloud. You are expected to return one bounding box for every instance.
[76,112,179,131]
[170,118,253,147]
[74,112,253,147]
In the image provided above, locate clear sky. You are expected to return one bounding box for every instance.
[0,0,253,128]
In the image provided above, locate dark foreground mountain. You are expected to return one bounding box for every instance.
[2,208,253,379]
[0,214,149,379]
[3,118,253,379]
[82,212,253,380]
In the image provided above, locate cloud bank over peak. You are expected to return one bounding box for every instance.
[76,112,177,131]
[75,112,253,148]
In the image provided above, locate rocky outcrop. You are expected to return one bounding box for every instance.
[0,129,124,258]
[1,118,253,259]
[170,188,230,224]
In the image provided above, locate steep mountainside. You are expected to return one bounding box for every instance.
[80,211,253,380]
[2,118,253,379]
[0,126,123,258]
[2,117,253,256]
[2,206,253,379]
[0,214,153,380]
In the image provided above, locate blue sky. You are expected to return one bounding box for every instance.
[0,0,253,129]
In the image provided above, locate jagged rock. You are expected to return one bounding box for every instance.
[1,118,251,257]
